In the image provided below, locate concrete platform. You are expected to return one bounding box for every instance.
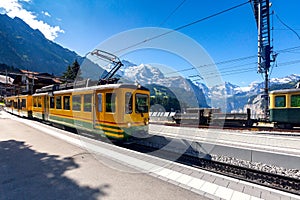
[149,124,300,169]
[1,111,299,200]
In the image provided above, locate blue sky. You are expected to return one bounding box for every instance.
[0,0,300,86]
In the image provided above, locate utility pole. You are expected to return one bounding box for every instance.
[5,69,7,97]
[252,0,274,120]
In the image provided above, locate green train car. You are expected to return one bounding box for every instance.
[269,88,300,128]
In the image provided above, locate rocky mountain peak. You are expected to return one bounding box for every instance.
[0,14,80,75]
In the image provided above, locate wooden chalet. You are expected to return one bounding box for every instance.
[11,70,63,95]
[0,74,14,97]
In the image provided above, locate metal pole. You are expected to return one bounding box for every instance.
[264,68,269,119]
[256,0,271,120]
[32,75,34,94]
[5,69,7,97]
[257,1,262,74]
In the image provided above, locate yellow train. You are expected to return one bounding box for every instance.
[5,83,150,140]
[4,94,32,117]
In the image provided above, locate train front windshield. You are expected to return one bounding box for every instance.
[135,94,149,113]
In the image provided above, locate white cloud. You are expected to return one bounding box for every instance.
[42,11,51,17]
[0,0,64,40]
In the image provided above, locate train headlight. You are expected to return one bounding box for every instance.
[144,118,149,125]
[127,122,131,127]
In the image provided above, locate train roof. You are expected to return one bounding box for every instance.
[269,88,300,94]
[5,94,31,98]
[35,83,149,95]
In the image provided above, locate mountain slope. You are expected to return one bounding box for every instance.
[0,14,81,75]
[242,74,300,117]
[193,74,300,113]
[121,63,208,109]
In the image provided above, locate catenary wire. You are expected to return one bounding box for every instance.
[158,0,187,27]
[113,1,251,54]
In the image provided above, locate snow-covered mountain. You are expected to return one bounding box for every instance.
[234,74,300,94]
[124,64,164,84]
[200,74,300,113]
[270,74,300,85]
[241,74,300,117]
[121,62,208,109]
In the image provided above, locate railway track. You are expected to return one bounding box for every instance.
[121,142,300,196]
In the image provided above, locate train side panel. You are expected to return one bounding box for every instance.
[94,89,125,139]
[269,89,300,126]
[32,94,46,120]
[48,92,78,128]
[4,96,14,113]
[19,95,32,118]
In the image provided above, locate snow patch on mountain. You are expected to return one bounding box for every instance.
[270,74,300,84]
[124,64,164,84]
[119,59,300,113]
[121,62,209,108]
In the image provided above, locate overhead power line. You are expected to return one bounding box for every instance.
[166,44,300,77]
[166,55,257,75]
[114,0,251,54]
[159,0,187,27]
[275,14,300,40]
[199,58,300,80]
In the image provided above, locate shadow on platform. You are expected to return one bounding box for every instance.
[0,140,109,199]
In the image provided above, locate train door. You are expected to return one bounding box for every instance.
[94,92,104,129]
[17,98,21,115]
[44,95,49,121]
[92,92,96,129]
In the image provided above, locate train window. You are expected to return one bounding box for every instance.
[135,94,149,113]
[97,93,102,112]
[63,96,70,110]
[38,97,42,108]
[21,99,26,108]
[275,96,286,107]
[56,96,62,109]
[18,99,21,109]
[50,97,55,108]
[5,100,11,107]
[106,93,116,113]
[72,95,81,111]
[125,92,132,114]
[83,94,92,112]
[33,97,37,107]
[291,95,300,107]
[13,101,17,109]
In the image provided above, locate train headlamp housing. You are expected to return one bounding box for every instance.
[144,118,149,125]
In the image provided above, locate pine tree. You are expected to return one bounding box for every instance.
[62,65,72,81]
[71,59,81,80]
[62,60,82,81]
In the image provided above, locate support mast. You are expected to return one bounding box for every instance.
[252,0,273,120]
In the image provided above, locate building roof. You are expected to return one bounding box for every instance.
[0,75,14,84]
[13,69,63,85]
